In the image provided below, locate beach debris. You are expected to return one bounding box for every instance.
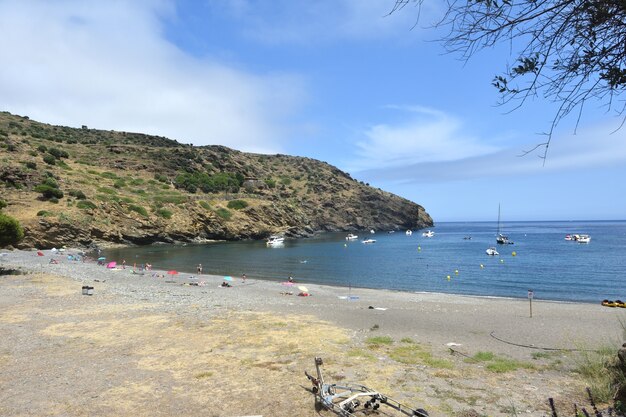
[446,342,462,347]
[305,357,429,417]
[368,306,388,311]
[338,295,360,301]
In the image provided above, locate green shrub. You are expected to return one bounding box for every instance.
[56,160,70,170]
[227,199,248,210]
[43,154,56,165]
[280,177,292,186]
[113,179,126,189]
[36,210,53,217]
[0,213,24,247]
[575,345,625,403]
[199,201,211,210]
[76,200,97,210]
[129,178,144,186]
[128,204,148,217]
[0,199,6,210]
[48,148,69,159]
[42,177,58,188]
[100,171,118,179]
[34,184,63,200]
[37,145,47,153]
[215,208,231,220]
[264,178,276,189]
[97,187,116,195]
[155,208,173,219]
[154,173,168,183]
[366,336,394,346]
[25,161,37,169]
[68,189,87,200]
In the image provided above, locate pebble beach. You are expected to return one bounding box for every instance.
[1,248,624,416]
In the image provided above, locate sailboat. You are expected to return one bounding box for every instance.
[496,204,514,245]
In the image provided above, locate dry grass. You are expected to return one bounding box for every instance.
[0,272,591,417]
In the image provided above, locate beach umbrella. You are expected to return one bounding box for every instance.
[98,257,106,261]
[167,270,178,276]
[223,276,233,282]
[37,251,44,256]
[106,261,117,269]
[298,286,308,293]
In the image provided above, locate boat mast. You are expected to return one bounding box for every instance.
[497,203,501,236]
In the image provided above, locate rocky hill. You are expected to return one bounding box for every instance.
[0,111,432,249]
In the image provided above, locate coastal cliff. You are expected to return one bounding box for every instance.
[0,112,432,248]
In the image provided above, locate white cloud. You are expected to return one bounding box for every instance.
[0,0,304,153]
[352,117,626,184]
[347,105,499,171]
[214,0,432,44]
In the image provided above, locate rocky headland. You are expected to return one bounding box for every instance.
[0,111,432,248]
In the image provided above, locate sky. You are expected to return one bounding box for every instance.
[1,0,625,222]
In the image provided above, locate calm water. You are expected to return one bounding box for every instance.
[103,221,626,303]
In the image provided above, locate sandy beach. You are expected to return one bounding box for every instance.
[1,248,624,417]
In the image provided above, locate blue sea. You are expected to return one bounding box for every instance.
[102,221,626,303]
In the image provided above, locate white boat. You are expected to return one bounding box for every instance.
[362,239,376,244]
[346,233,358,241]
[564,234,574,241]
[422,230,434,237]
[495,204,514,245]
[370,229,375,234]
[266,235,285,246]
[577,234,591,243]
[405,230,412,236]
[485,247,499,256]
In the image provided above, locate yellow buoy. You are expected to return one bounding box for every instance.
[446,275,451,281]
[512,251,517,256]
[454,269,459,275]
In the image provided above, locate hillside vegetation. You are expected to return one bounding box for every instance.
[0,111,432,248]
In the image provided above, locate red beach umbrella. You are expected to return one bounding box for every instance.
[167,270,178,276]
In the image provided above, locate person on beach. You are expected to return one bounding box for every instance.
[221,281,231,287]
[122,259,126,269]
[242,273,246,283]
[288,276,294,283]
[197,264,202,274]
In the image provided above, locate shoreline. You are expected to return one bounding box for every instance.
[93,257,608,306]
[5,248,603,305]
[2,248,623,353]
